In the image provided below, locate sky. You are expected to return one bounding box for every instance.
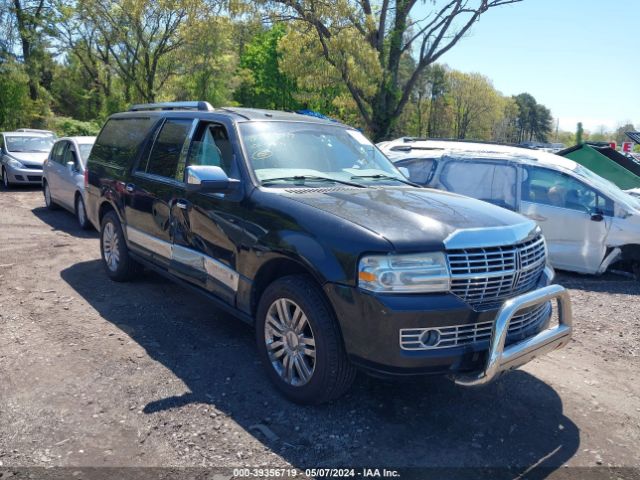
[415,0,639,133]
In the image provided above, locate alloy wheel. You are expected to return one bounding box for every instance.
[102,221,120,272]
[264,298,316,386]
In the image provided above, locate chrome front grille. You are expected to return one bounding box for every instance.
[399,301,551,351]
[446,234,546,309]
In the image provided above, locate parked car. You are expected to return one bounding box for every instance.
[380,138,640,278]
[0,131,55,188]
[85,102,572,404]
[42,136,96,229]
[16,128,57,139]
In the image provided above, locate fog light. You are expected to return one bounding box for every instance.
[420,329,440,347]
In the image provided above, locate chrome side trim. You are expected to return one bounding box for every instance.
[444,221,539,250]
[126,226,239,291]
[452,284,572,387]
[204,255,240,292]
[126,225,172,259]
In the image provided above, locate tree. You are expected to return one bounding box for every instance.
[613,122,636,145]
[76,0,205,103]
[448,71,501,139]
[513,93,552,143]
[267,0,522,141]
[235,24,298,110]
[576,122,584,145]
[5,0,54,99]
[0,60,31,129]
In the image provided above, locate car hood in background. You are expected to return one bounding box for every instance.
[6,151,49,166]
[284,186,535,250]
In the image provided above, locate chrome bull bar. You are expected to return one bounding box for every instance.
[453,284,572,387]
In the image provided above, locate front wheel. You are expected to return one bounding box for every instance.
[43,180,58,210]
[100,211,140,281]
[2,168,11,190]
[256,274,356,404]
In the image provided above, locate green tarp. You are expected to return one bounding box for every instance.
[558,143,640,190]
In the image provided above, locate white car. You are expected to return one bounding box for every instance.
[42,136,96,229]
[380,138,640,278]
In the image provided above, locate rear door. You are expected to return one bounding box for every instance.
[57,142,82,208]
[170,119,244,305]
[520,166,613,273]
[123,117,195,269]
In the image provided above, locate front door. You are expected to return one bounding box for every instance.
[124,118,195,269]
[170,120,245,305]
[520,166,613,274]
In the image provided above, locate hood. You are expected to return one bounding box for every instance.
[7,151,49,166]
[284,186,534,251]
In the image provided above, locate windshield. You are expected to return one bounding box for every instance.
[238,122,405,185]
[573,164,640,211]
[6,136,54,153]
[78,143,94,162]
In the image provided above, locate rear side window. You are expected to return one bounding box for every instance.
[138,119,192,179]
[90,117,156,168]
[438,160,518,210]
[394,157,436,185]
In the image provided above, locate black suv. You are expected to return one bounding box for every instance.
[85,101,572,404]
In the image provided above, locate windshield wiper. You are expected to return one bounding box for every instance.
[350,173,419,186]
[262,175,366,188]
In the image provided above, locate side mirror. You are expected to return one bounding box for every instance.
[66,161,75,173]
[590,209,604,222]
[186,165,239,193]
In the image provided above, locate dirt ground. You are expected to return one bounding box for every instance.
[1,187,639,477]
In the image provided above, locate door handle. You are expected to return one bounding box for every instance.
[125,183,135,193]
[176,199,189,210]
[527,214,547,222]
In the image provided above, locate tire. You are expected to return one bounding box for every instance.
[2,167,11,190]
[256,274,356,404]
[100,210,140,281]
[43,180,58,210]
[75,194,91,230]
[633,262,640,282]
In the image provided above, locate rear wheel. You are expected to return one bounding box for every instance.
[75,195,91,230]
[43,180,58,210]
[256,274,356,404]
[2,168,11,190]
[100,211,140,281]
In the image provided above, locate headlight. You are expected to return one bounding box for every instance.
[358,252,450,293]
[7,158,25,169]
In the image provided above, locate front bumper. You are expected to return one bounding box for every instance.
[325,267,572,380]
[4,164,43,184]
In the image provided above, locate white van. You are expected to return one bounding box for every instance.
[380,138,640,278]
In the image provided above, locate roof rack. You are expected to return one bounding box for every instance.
[128,101,214,112]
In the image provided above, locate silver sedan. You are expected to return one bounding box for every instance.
[1,132,55,188]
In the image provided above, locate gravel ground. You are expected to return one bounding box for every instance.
[1,187,639,476]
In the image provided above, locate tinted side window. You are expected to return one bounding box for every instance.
[90,117,156,168]
[63,145,79,169]
[522,167,614,215]
[394,157,436,185]
[182,123,237,180]
[140,119,192,179]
